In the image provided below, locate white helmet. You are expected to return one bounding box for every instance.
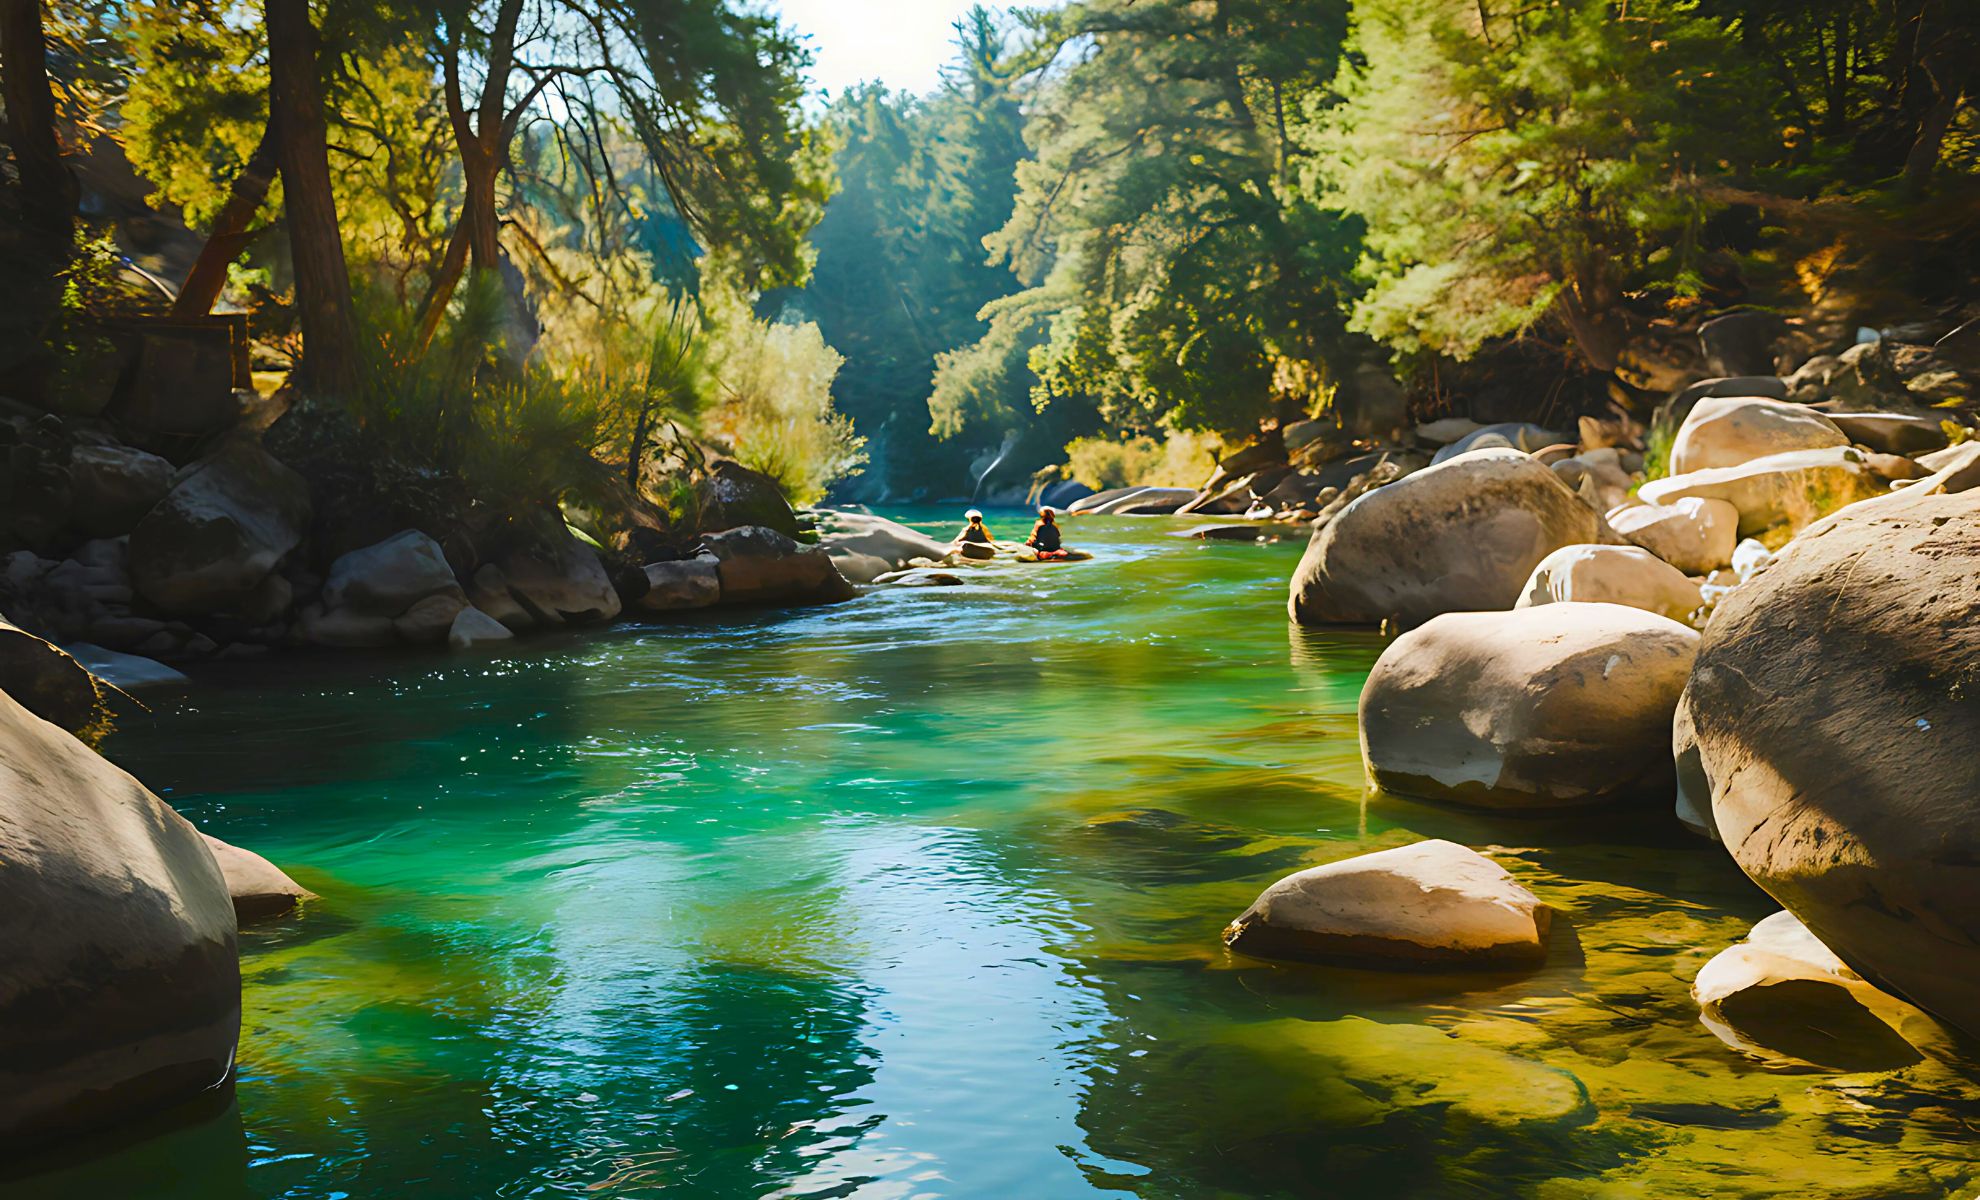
[965,509,984,520]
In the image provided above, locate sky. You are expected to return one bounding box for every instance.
[772,0,1012,99]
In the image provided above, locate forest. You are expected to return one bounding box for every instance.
[3,0,1974,522]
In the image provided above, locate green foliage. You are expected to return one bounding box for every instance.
[701,285,865,505]
[1064,429,1222,490]
[1326,0,1751,364]
[962,0,1362,438]
[773,9,1033,496]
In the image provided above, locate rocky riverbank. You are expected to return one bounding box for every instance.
[1223,312,1980,1071]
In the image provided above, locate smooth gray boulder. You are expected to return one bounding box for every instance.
[1360,602,1698,809]
[1826,412,1950,456]
[1429,423,1565,465]
[1289,448,1597,627]
[816,511,951,584]
[1684,482,1980,1039]
[128,439,311,616]
[1225,840,1551,968]
[0,619,115,737]
[0,688,239,1145]
[321,530,462,617]
[470,521,622,631]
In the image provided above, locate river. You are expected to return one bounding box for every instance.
[6,508,1977,1199]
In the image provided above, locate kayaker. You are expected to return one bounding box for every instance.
[1025,507,1064,554]
[954,509,995,545]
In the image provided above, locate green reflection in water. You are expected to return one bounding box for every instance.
[4,508,1978,1200]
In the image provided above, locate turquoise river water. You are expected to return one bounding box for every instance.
[6,508,1980,1199]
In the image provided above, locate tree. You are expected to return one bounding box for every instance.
[1327,0,1749,373]
[0,0,77,244]
[959,0,1361,439]
[266,0,360,396]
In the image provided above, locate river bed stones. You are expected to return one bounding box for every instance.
[0,687,239,1146]
[446,606,514,649]
[1515,544,1703,624]
[1683,483,1980,1040]
[1290,448,1597,627]
[1360,602,1698,809]
[1224,840,1551,968]
[816,511,952,584]
[1605,496,1739,573]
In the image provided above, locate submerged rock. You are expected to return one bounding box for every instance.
[1516,544,1703,624]
[1684,482,1980,1040]
[200,833,313,924]
[1693,912,1945,1072]
[1224,839,1551,969]
[1360,602,1698,809]
[0,688,239,1146]
[1290,448,1597,627]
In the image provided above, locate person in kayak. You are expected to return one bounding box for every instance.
[954,509,995,546]
[1025,507,1065,554]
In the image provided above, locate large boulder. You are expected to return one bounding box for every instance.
[67,444,174,538]
[446,606,514,650]
[1360,602,1699,809]
[0,689,239,1145]
[1605,497,1739,573]
[1669,396,1848,475]
[1515,544,1703,624]
[638,557,721,612]
[699,526,854,608]
[470,518,622,631]
[199,834,312,924]
[1683,483,1980,1039]
[321,530,462,617]
[694,460,799,537]
[128,439,311,616]
[1637,446,1881,538]
[1693,912,1946,1071]
[816,511,952,584]
[1224,840,1550,968]
[1289,448,1598,627]
[1698,310,1786,377]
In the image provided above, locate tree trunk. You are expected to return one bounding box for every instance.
[0,0,76,243]
[172,118,280,319]
[266,0,360,398]
[1901,80,1965,198]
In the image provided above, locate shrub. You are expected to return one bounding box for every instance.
[1064,429,1223,490]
